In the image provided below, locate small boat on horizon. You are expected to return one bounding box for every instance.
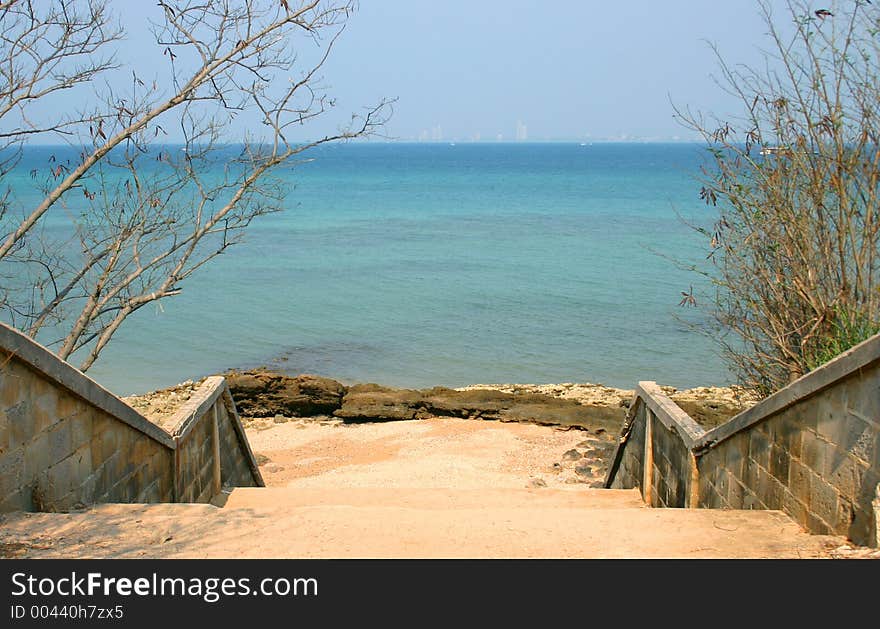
[759,145,789,155]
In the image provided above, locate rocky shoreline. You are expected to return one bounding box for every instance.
[121,371,760,494]
[124,369,759,433]
[458,382,761,430]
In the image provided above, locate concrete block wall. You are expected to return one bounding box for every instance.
[606,333,880,546]
[169,377,263,503]
[175,403,217,504]
[697,360,880,543]
[608,382,703,509]
[1,344,174,512]
[217,396,259,488]
[649,412,691,508]
[610,401,646,491]
[0,322,262,513]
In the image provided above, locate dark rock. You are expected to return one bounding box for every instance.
[254,453,271,466]
[671,399,742,430]
[527,478,548,488]
[561,449,582,461]
[334,384,424,422]
[496,401,623,432]
[226,370,346,417]
[574,462,594,477]
[420,387,513,417]
[598,443,617,456]
[228,370,628,433]
[226,373,268,396]
[346,383,388,394]
[338,385,627,430]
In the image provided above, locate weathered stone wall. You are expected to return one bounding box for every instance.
[608,383,702,508]
[169,378,263,503]
[1,354,173,512]
[174,390,261,502]
[610,401,645,491]
[695,434,750,510]
[649,412,692,508]
[1,323,262,513]
[697,360,880,544]
[217,396,259,489]
[175,404,217,504]
[606,335,880,546]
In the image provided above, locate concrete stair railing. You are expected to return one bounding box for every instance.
[605,331,880,547]
[0,321,263,513]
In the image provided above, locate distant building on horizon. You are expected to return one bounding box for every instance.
[515,120,528,141]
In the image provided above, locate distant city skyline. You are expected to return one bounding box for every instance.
[404,119,692,144]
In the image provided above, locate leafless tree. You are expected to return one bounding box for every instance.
[676,0,880,396]
[0,0,390,371]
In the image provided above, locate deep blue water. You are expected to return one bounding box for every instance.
[4,143,729,395]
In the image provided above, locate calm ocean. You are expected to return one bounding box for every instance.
[7,143,730,395]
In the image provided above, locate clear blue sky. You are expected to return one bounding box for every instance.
[46,1,780,143]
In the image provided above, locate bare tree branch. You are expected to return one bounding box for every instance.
[675,0,880,395]
[0,0,392,371]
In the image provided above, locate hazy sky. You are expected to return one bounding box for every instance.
[32,1,782,143]
[319,1,772,141]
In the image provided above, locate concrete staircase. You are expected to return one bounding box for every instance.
[0,486,842,558]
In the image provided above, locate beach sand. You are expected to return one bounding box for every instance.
[1,415,848,558]
[245,414,614,490]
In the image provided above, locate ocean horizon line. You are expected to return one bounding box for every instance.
[13,139,709,149]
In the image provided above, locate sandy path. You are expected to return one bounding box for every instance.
[244,416,615,489]
[0,418,848,558]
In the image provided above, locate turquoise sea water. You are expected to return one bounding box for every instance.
[6,143,729,395]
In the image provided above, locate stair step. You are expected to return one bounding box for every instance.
[0,499,841,558]
[218,487,647,511]
[86,503,221,517]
